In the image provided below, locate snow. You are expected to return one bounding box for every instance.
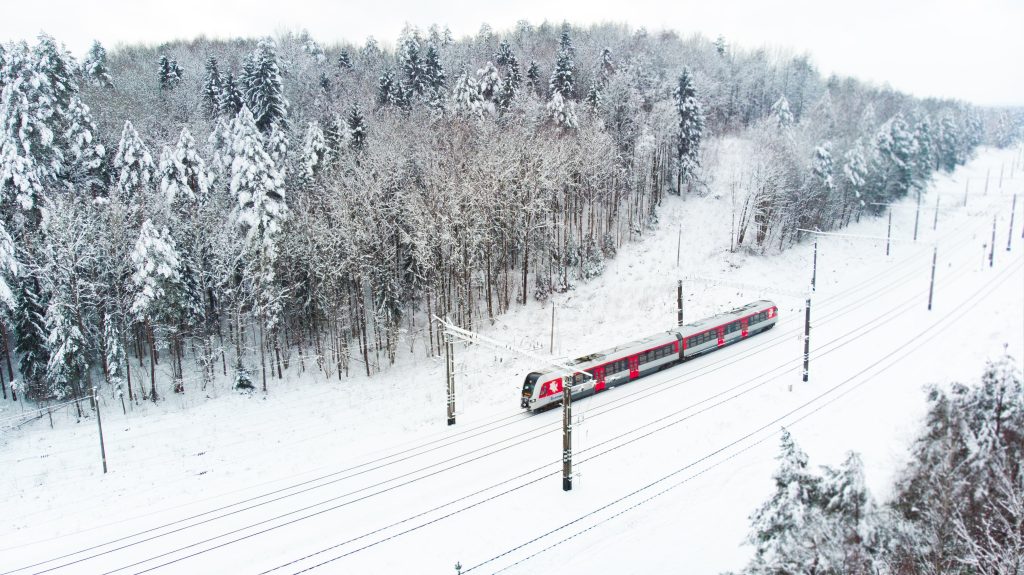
[1,144,1022,574]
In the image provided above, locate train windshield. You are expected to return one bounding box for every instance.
[522,372,541,397]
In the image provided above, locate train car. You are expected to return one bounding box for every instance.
[520,300,778,411]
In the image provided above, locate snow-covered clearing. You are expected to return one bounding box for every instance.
[2,144,1022,575]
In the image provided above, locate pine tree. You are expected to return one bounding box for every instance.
[378,68,398,107]
[0,41,66,213]
[159,128,209,212]
[673,68,704,192]
[549,51,574,100]
[526,60,541,94]
[452,71,483,118]
[347,104,366,151]
[202,57,223,118]
[558,22,574,56]
[206,118,233,191]
[495,40,514,67]
[231,106,288,336]
[337,49,353,70]
[744,429,826,573]
[82,40,113,89]
[13,266,49,398]
[323,113,344,160]
[477,62,501,107]
[598,47,614,86]
[423,43,446,92]
[241,39,289,133]
[298,120,328,188]
[158,55,182,91]
[113,120,155,201]
[585,80,601,112]
[217,72,244,118]
[63,95,106,197]
[401,34,427,97]
[772,95,794,128]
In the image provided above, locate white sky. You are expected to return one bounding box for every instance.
[2,0,1021,106]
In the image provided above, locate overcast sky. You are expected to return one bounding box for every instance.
[2,0,1020,106]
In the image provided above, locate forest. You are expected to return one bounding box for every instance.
[0,21,1020,404]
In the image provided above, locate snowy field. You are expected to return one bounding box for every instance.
[2,144,1022,575]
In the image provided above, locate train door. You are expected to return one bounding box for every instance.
[628,356,640,379]
[594,366,606,392]
[717,327,725,347]
[741,318,749,337]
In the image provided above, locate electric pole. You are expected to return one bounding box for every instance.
[445,334,455,426]
[562,376,573,491]
[886,208,892,256]
[677,280,683,326]
[928,246,937,311]
[990,215,997,268]
[93,387,107,473]
[1008,194,1017,252]
[811,241,818,292]
[802,295,811,383]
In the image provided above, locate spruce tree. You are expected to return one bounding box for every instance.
[378,68,398,107]
[477,62,501,106]
[160,128,209,212]
[64,96,106,197]
[13,265,49,398]
[526,60,541,94]
[423,43,446,92]
[598,47,614,86]
[347,104,366,151]
[401,34,427,97]
[772,95,794,128]
[113,120,155,201]
[549,51,574,100]
[218,72,244,118]
[158,55,182,91]
[82,40,113,89]
[585,80,601,112]
[323,113,344,160]
[202,57,223,118]
[558,22,574,56]
[673,68,704,192]
[452,71,483,118]
[241,39,289,133]
[495,40,513,67]
[298,120,328,188]
[337,49,353,70]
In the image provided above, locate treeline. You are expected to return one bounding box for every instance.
[732,356,1024,574]
[0,22,1020,403]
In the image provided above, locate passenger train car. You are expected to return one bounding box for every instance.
[521,300,778,410]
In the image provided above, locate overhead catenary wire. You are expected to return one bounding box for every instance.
[466,257,1023,574]
[6,191,999,568]
[9,223,991,575]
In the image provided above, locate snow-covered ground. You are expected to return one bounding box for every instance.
[2,144,1022,575]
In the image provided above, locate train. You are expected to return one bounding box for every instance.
[520,300,779,410]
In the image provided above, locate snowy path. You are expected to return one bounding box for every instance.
[2,146,1022,575]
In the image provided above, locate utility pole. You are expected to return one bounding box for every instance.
[1008,194,1017,252]
[985,169,990,195]
[999,164,1004,189]
[549,304,555,354]
[913,190,921,241]
[802,295,811,383]
[964,179,969,207]
[445,334,455,426]
[562,376,573,491]
[93,387,107,474]
[677,280,683,326]
[928,246,937,311]
[990,215,997,268]
[811,241,818,292]
[886,208,892,256]
[933,194,940,231]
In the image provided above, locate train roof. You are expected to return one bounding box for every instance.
[679,299,776,335]
[564,329,679,367]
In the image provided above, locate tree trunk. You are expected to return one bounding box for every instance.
[147,320,158,403]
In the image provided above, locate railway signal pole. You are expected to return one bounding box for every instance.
[811,241,818,292]
[93,387,107,473]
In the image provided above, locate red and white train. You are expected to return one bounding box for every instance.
[520,300,779,410]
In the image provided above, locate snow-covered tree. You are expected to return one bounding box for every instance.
[400,33,427,97]
[130,218,182,401]
[202,57,223,118]
[526,60,541,94]
[547,91,578,130]
[160,128,209,212]
[771,95,794,129]
[673,69,704,192]
[743,429,827,573]
[82,40,113,89]
[231,106,287,255]
[477,61,501,111]
[298,120,328,188]
[158,55,182,91]
[64,96,106,196]
[378,67,399,107]
[218,71,244,118]
[113,120,155,201]
[347,104,366,151]
[423,43,446,92]
[241,39,288,133]
[337,49,353,70]
[549,50,574,100]
[452,71,484,118]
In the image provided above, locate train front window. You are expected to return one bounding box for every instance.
[522,372,541,397]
